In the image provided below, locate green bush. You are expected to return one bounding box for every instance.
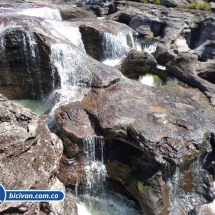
[200,2,211,10]
[155,0,161,4]
[141,0,148,3]
[186,2,211,11]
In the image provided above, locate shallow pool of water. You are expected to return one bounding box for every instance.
[11,99,51,115]
[138,73,162,87]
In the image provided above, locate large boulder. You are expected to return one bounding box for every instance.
[0,17,60,100]
[0,94,71,214]
[55,5,97,20]
[121,49,158,79]
[55,75,215,215]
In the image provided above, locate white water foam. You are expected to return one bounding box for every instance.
[45,20,85,51]
[135,39,157,54]
[73,189,143,215]
[50,43,91,106]
[101,32,133,66]
[18,7,62,20]
[77,203,91,215]
[83,137,106,193]
[157,64,166,70]
[138,73,162,87]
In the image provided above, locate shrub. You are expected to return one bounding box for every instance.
[141,0,148,3]
[200,2,211,10]
[155,0,161,4]
[186,2,211,11]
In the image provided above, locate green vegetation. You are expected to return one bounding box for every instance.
[141,0,160,4]
[186,2,211,11]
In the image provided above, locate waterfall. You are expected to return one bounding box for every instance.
[83,137,106,193]
[45,20,86,52]
[22,31,43,97]
[101,32,132,66]
[50,44,91,106]
[0,37,9,84]
[135,39,157,54]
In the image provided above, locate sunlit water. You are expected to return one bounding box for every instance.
[157,64,166,70]
[138,73,162,86]
[102,59,122,66]
[135,39,157,54]
[71,189,143,215]
[11,99,51,115]
[101,32,134,67]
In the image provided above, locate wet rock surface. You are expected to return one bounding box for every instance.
[0,16,123,100]
[0,1,215,215]
[55,76,215,215]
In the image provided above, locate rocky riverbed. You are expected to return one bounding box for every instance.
[0,0,215,215]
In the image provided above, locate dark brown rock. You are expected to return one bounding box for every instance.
[121,49,158,79]
[55,76,215,215]
[58,155,85,185]
[0,18,60,100]
[56,5,97,20]
[69,18,136,61]
[166,53,215,105]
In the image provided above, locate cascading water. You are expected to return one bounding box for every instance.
[71,137,143,215]
[50,43,91,106]
[18,6,62,20]
[135,38,164,86]
[101,32,134,66]
[135,39,157,53]
[44,20,86,52]
[83,137,106,193]
[0,3,62,20]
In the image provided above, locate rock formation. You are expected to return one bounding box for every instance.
[55,75,215,214]
[109,2,215,105]
[0,94,76,214]
[0,1,215,215]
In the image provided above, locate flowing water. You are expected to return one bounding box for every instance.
[72,137,143,215]
[135,39,157,54]
[101,32,134,66]
[73,189,143,215]
[135,38,163,86]
[50,43,90,106]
